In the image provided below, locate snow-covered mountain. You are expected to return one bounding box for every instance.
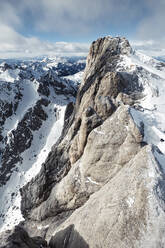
[116,49,165,160]
[0,56,85,232]
[1,37,165,247]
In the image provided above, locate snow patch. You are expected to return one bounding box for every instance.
[94,129,105,135]
[0,69,20,83]
[63,71,84,85]
[117,50,165,156]
[86,177,100,185]
[126,196,135,207]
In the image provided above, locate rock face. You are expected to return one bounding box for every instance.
[2,36,165,247]
[21,37,141,223]
[49,225,89,248]
[0,226,48,248]
[51,146,165,248]
[21,105,143,224]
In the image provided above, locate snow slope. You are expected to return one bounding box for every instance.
[0,102,66,232]
[117,50,165,166]
[63,71,84,85]
[0,56,85,232]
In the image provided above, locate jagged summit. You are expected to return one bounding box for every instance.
[1,36,165,247]
[83,36,132,86]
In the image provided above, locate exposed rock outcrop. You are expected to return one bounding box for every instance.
[21,37,140,221]
[0,226,48,248]
[49,225,89,248]
[5,36,165,247]
[21,105,144,224]
[50,145,165,248]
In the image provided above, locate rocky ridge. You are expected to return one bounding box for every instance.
[1,37,165,247]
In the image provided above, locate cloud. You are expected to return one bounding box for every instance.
[134,0,165,57]
[0,0,165,58]
[131,39,165,57]
[1,0,165,39]
[0,24,89,58]
[136,0,165,41]
[31,0,148,35]
[132,0,165,57]
[0,1,21,28]
[0,0,150,36]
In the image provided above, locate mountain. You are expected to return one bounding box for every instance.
[1,36,165,247]
[0,56,85,232]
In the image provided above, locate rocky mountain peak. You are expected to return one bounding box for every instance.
[1,36,165,247]
[88,36,131,61]
[19,37,146,246]
[83,36,132,84]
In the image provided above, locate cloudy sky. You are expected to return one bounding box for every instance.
[0,0,165,58]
